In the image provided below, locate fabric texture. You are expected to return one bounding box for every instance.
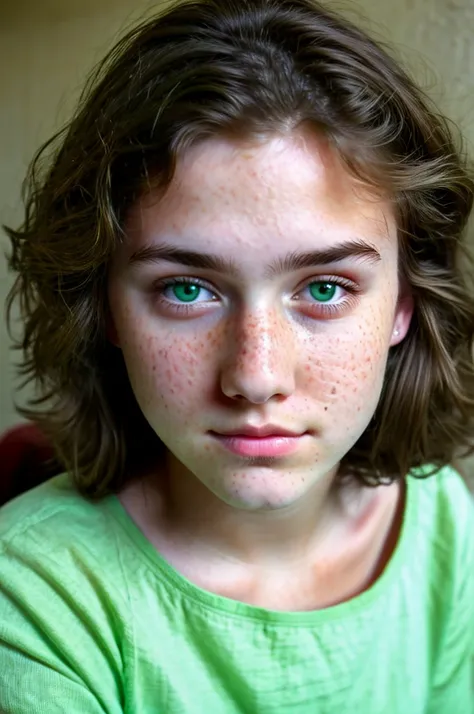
[0,465,473,713]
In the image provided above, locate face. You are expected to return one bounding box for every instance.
[108,133,412,510]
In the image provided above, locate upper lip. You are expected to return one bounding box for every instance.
[212,425,304,438]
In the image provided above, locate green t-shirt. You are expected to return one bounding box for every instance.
[0,465,473,713]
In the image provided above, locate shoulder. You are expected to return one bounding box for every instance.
[0,473,134,631]
[406,464,474,589]
[0,473,127,566]
[408,464,474,558]
[408,465,474,665]
[0,472,103,540]
[0,475,128,711]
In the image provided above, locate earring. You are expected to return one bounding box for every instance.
[394,329,400,337]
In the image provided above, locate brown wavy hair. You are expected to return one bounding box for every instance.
[5,0,474,498]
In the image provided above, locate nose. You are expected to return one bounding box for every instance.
[220,308,296,404]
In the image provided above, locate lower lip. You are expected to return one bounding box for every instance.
[211,434,305,458]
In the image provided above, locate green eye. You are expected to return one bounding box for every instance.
[172,283,201,303]
[308,282,337,303]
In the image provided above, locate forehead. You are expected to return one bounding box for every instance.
[123,133,396,257]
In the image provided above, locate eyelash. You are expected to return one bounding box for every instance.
[153,275,361,317]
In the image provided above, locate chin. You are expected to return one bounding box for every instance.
[212,469,321,511]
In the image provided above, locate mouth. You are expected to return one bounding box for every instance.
[209,426,308,458]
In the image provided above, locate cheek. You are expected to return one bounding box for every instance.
[299,313,389,414]
[118,316,223,414]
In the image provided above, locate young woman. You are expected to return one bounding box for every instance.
[1,0,473,711]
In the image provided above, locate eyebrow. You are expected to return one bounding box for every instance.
[128,239,381,276]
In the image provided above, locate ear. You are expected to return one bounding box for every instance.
[390,284,414,347]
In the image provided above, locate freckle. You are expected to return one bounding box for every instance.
[331,387,337,395]
[324,406,328,411]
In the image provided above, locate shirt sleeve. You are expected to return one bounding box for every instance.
[426,469,474,714]
[0,528,125,714]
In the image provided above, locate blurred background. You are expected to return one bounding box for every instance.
[1,0,473,478]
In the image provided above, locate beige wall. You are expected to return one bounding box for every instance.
[1,0,473,431]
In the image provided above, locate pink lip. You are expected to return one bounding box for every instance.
[211,432,306,458]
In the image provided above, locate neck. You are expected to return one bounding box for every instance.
[136,454,365,570]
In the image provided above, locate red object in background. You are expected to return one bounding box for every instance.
[0,423,60,506]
